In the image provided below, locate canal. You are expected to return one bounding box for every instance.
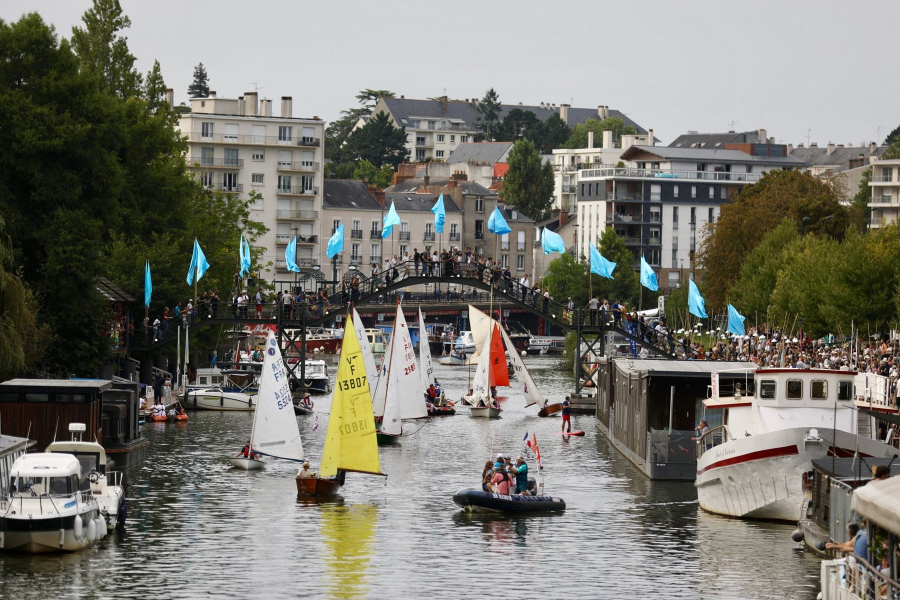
[0,356,822,599]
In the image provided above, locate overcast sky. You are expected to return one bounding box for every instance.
[6,0,898,146]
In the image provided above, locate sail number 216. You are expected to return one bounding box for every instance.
[339,376,367,391]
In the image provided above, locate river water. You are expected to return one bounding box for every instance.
[0,356,823,599]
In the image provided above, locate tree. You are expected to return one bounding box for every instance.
[326,90,395,163]
[341,112,409,168]
[849,167,872,231]
[373,165,394,189]
[355,89,394,111]
[144,59,167,113]
[595,227,642,308]
[353,160,378,183]
[563,117,635,149]
[883,141,900,160]
[497,109,541,143]
[501,140,555,221]
[476,88,502,141]
[187,62,209,98]
[543,253,589,307]
[71,0,142,98]
[884,125,900,146]
[541,114,571,153]
[697,170,850,307]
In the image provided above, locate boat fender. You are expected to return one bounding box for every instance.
[59,528,66,548]
[86,518,97,543]
[816,540,827,552]
[74,515,83,540]
[791,529,804,543]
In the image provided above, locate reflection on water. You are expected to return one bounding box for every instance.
[0,355,823,599]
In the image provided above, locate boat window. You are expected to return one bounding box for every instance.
[200,377,209,385]
[759,380,776,399]
[838,381,853,401]
[48,476,71,496]
[10,476,43,495]
[786,379,803,399]
[810,380,827,400]
[74,453,101,478]
[24,393,49,402]
[55,394,87,403]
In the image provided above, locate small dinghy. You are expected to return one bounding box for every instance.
[537,402,563,417]
[428,402,456,416]
[452,489,566,513]
[469,406,502,418]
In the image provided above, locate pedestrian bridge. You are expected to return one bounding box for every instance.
[132,272,676,360]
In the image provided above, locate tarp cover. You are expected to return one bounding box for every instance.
[851,476,900,536]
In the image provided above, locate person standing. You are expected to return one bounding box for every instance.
[413,248,421,276]
[514,457,529,495]
[587,296,599,325]
[561,398,572,433]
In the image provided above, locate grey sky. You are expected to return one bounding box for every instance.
[6,0,898,146]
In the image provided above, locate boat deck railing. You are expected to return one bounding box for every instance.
[2,490,94,516]
[821,556,900,600]
[696,425,728,459]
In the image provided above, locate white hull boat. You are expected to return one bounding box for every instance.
[697,368,900,522]
[228,457,265,471]
[469,406,502,419]
[438,355,466,366]
[186,387,257,411]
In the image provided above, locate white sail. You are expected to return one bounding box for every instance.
[250,331,304,461]
[465,304,493,365]
[391,307,428,419]
[470,326,493,404]
[370,332,392,418]
[417,307,435,392]
[353,308,379,386]
[500,326,544,408]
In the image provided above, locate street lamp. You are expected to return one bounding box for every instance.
[800,216,811,236]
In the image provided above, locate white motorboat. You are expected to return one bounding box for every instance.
[454,331,476,354]
[240,351,330,394]
[46,423,125,531]
[0,453,104,553]
[185,386,257,411]
[363,328,388,356]
[526,335,565,355]
[696,368,900,522]
[438,342,466,366]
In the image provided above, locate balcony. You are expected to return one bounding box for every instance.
[475,231,485,240]
[276,185,319,196]
[415,139,433,148]
[449,232,460,242]
[554,164,578,172]
[647,238,662,246]
[298,258,316,268]
[331,255,342,264]
[188,157,244,168]
[298,137,321,147]
[614,193,644,201]
[500,243,510,251]
[399,231,410,241]
[276,209,319,220]
[276,161,320,172]
[413,121,469,131]
[871,196,895,205]
[648,213,661,222]
[561,185,576,194]
[580,166,762,183]
[350,255,362,264]
[607,214,643,223]
[620,236,642,245]
[275,234,292,244]
[517,244,526,251]
[370,229,382,239]
[185,132,322,147]
[424,232,435,242]
[210,183,243,193]
[880,174,894,182]
[350,229,363,239]
[296,235,318,244]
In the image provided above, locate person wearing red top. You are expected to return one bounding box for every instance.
[490,467,512,495]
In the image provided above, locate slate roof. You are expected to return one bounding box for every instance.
[380,98,648,134]
[386,177,496,197]
[790,145,888,172]
[621,145,805,166]
[383,192,462,213]
[669,131,764,148]
[323,180,383,210]
[448,142,514,165]
[498,204,535,223]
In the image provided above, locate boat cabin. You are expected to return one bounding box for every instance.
[8,453,84,499]
[0,434,35,498]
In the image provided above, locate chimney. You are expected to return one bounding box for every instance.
[281,96,292,118]
[245,92,258,116]
[238,96,245,115]
[602,130,613,149]
[400,95,405,99]
[424,175,430,187]
[826,142,835,155]
[869,154,878,165]
[209,90,217,99]
[560,103,570,125]
[757,128,767,143]
[587,130,594,149]
[367,185,385,207]
[560,211,570,228]
[598,105,609,119]
[441,95,448,112]
[647,128,654,147]
[870,141,877,152]
[165,88,174,108]
[787,143,793,153]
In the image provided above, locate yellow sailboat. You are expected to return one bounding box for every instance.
[296,311,385,496]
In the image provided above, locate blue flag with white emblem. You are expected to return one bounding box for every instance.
[688,279,708,318]
[285,236,300,272]
[327,224,344,259]
[589,242,616,279]
[144,261,152,307]
[541,227,565,255]
[727,304,746,336]
[239,236,251,277]
[186,239,210,286]
[639,255,658,291]
[488,206,511,235]
[382,201,401,239]
[431,194,445,234]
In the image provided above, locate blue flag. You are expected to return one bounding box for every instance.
[488,206,511,235]
[589,242,616,279]
[541,227,565,255]
[382,201,401,239]
[639,255,658,291]
[144,261,152,308]
[688,279,708,318]
[239,236,251,276]
[327,223,344,259]
[431,194,446,234]
[285,236,300,272]
[727,304,746,336]
[186,239,210,286]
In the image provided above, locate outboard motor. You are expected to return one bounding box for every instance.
[527,478,538,495]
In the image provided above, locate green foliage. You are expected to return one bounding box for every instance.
[475,88,502,141]
[849,167,872,231]
[71,0,142,98]
[341,112,410,168]
[543,253,588,307]
[596,227,642,307]
[324,161,356,180]
[496,110,571,154]
[326,90,395,163]
[501,140,555,221]
[542,114,572,153]
[143,59,167,113]
[727,219,799,322]
[353,160,377,183]
[355,89,393,110]
[373,164,394,189]
[883,142,900,160]
[884,125,900,146]
[187,62,209,98]
[563,117,635,150]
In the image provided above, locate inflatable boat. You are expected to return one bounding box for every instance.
[452,488,566,513]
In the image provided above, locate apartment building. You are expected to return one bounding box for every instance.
[868,158,900,228]
[576,143,804,288]
[369,96,648,163]
[791,141,887,202]
[177,92,325,280]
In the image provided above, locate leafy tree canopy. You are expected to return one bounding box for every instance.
[476,88,502,142]
[187,62,209,98]
[884,124,900,147]
[501,140,555,221]
[563,117,635,149]
[341,112,409,169]
[71,0,142,98]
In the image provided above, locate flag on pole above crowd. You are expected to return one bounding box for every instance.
[239,235,251,276]
[541,227,565,255]
[327,224,344,259]
[688,280,708,318]
[727,304,746,336]
[285,236,300,272]
[144,261,152,307]
[186,239,210,286]
[488,206,511,235]
[639,255,658,291]
[589,242,616,279]
[382,201,401,238]
[431,193,445,234]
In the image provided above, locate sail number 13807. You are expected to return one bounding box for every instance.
[338,376,367,391]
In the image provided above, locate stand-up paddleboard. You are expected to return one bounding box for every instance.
[557,430,585,436]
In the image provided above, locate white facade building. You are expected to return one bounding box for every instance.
[868,158,900,229]
[178,92,325,281]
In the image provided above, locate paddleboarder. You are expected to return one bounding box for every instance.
[561,398,572,433]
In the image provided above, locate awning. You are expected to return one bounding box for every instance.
[859,408,900,427]
[851,476,900,536]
